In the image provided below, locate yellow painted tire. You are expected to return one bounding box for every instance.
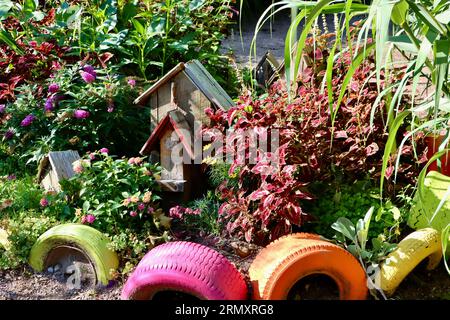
[29,224,119,286]
[0,227,10,250]
[380,228,442,296]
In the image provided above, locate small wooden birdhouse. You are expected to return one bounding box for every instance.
[37,150,81,192]
[140,110,203,208]
[134,59,234,132]
[136,60,234,207]
[253,50,281,89]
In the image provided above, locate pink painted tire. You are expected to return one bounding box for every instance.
[121,241,248,300]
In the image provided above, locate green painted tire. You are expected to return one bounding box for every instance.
[29,224,119,286]
[0,227,10,250]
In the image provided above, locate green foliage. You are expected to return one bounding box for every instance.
[0,175,43,217]
[305,181,405,239]
[9,0,238,91]
[207,160,239,189]
[64,151,164,233]
[185,191,222,236]
[331,206,398,298]
[0,213,58,270]
[1,63,148,168]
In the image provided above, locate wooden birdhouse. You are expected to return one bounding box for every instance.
[135,60,234,207]
[140,110,203,208]
[134,59,234,132]
[253,50,281,89]
[37,150,81,192]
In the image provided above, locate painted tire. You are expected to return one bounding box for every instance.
[29,224,119,286]
[249,233,368,300]
[0,227,10,250]
[380,228,442,296]
[121,241,248,300]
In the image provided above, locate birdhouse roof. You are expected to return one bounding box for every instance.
[37,150,81,183]
[134,60,234,110]
[140,110,195,159]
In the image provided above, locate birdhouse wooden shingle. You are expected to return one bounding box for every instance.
[37,150,81,192]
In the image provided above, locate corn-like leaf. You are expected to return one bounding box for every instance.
[331,42,375,128]
[380,111,410,194]
[0,29,24,55]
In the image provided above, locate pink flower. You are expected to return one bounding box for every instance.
[107,102,115,113]
[127,79,136,87]
[74,109,90,119]
[73,163,84,174]
[83,65,97,76]
[0,104,5,113]
[147,207,155,214]
[48,83,59,93]
[100,148,109,154]
[169,206,185,219]
[29,41,37,47]
[128,157,135,165]
[137,203,145,211]
[40,198,49,207]
[130,211,138,217]
[85,214,96,224]
[80,71,96,83]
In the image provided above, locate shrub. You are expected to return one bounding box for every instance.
[0,213,58,270]
[169,190,222,237]
[62,150,171,273]
[303,181,405,240]
[203,33,423,244]
[1,62,148,168]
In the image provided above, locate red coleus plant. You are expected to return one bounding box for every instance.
[0,15,68,104]
[203,34,424,245]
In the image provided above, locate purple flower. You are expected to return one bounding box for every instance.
[147,207,154,214]
[128,79,136,87]
[85,214,96,224]
[80,71,96,83]
[0,104,5,113]
[20,114,36,127]
[44,97,54,112]
[40,198,49,207]
[137,203,145,211]
[130,211,138,217]
[83,65,97,76]
[73,109,90,119]
[100,148,109,154]
[48,83,59,93]
[81,214,95,224]
[7,174,16,180]
[4,129,14,140]
[107,105,114,113]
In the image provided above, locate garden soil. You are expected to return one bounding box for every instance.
[1,238,449,300]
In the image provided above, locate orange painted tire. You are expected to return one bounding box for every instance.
[249,233,368,300]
